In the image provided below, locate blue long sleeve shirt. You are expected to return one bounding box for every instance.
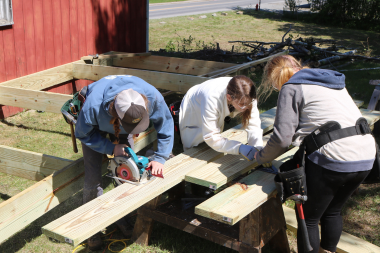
[75,75,174,164]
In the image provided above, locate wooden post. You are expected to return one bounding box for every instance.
[132,195,162,245]
[239,207,261,253]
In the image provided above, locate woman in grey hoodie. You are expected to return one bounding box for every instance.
[255,55,375,253]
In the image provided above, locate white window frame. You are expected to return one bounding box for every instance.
[0,0,13,26]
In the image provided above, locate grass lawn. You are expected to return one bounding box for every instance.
[1,8,380,253]
[150,0,187,4]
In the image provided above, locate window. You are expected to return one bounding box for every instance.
[0,0,13,26]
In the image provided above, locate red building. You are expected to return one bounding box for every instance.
[0,0,148,118]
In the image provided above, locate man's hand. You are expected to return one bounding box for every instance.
[113,144,129,157]
[239,144,258,161]
[148,160,164,175]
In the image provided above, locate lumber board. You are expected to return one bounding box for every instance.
[0,86,72,114]
[0,145,72,181]
[195,148,298,225]
[283,206,380,253]
[367,87,380,111]
[353,100,363,108]
[134,127,156,153]
[185,133,272,189]
[72,63,209,93]
[194,108,380,226]
[0,158,106,244]
[111,55,236,76]
[41,123,257,246]
[0,61,80,91]
[81,52,151,61]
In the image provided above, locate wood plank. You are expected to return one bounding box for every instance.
[367,87,380,110]
[194,148,298,226]
[0,86,72,113]
[185,134,272,190]
[80,52,152,61]
[134,127,157,153]
[0,61,78,91]
[0,145,72,181]
[185,107,276,189]
[0,158,107,245]
[283,206,380,253]
[41,125,251,246]
[111,55,236,76]
[354,100,364,108]
[72,63,209,93]
[194,108,380,226]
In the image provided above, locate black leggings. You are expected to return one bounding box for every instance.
[297,159,370,253]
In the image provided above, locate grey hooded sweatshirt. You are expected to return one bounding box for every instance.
[256,68,375,172]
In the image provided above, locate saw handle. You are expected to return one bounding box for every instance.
[146,166,164,179]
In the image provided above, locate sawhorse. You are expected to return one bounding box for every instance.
[131,182,290,253]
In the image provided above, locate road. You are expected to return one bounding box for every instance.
[149,0,286,19]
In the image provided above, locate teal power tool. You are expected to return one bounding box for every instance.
[107,147,164,186]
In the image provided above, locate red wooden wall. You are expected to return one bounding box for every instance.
[0,0,147,118]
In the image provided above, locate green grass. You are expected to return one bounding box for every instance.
[150,0,187,3]
[1,8,380,253]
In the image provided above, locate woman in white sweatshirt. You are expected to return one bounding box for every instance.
[178,75,263,160]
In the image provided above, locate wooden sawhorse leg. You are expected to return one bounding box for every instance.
[132,195,162,245]
[132,182,186,245]
[238,197,290,253]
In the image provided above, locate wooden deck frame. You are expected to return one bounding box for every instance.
[0,51,245,244]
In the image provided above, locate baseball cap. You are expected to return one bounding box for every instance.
[114,89,149,134]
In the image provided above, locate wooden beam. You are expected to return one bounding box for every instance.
[0,158,107,244]
[194,148,298,225]
[72,63,209,93]
[0,145,72,181]
[0,61,80,90]
[0,86,71,113]
[41,121,259,246]
[134,127,157,153]
[283,206,380,253]
[81,52,151,61]
[111,55,236,76]
[185,133,272,190]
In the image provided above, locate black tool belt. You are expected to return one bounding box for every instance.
[303,117,371,154]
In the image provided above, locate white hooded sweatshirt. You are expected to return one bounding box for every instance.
[179,77,263,154]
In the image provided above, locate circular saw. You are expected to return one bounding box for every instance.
[107,147,164,186]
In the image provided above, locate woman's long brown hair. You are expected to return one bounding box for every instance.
[108,93,149,144]
[227,75,257,128]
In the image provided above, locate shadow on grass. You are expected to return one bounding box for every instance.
[0,119,72,138]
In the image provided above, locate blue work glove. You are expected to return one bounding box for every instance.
[239,144,258,161]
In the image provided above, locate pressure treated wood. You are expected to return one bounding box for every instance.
[185,134,272,189]
[0,86,72,113]
[0,145,72,181]
[195,148,298,225]
[111,55,236,76]
[283,206,380,253]
[0,61,79,90]
[0,158,107,244]
[41,121,263,246]
[72,63,209,93]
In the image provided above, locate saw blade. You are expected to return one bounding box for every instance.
[108,156,140,185]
